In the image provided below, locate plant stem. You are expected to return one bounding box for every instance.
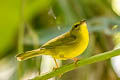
[32,49,120,80]
[27,24,41,75]
[18,0,25,79]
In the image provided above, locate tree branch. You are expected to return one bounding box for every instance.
[32,49,120,80]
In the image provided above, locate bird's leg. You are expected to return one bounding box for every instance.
[53,57,62,78]
[53,57,59,70]
[72,57,80,64]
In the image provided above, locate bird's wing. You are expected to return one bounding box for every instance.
[41,32,76,49]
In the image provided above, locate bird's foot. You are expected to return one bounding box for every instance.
[53,67,58,71]
[73,57,80,64]
[52,67,62,78]
[72,57,80,67]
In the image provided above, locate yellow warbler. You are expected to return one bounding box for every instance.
[16,20,89,68]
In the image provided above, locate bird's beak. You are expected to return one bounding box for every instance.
[80,20,86,24]
[80,20,86,26]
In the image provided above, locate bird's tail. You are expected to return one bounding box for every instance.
[16,49,44,61]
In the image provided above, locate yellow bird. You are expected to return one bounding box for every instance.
[16,20,89,68]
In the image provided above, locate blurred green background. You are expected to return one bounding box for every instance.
[0,0,120,80]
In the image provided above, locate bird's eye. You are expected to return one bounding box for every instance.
[74,24,79,28]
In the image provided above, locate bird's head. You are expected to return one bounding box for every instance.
[70,20,88,36]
